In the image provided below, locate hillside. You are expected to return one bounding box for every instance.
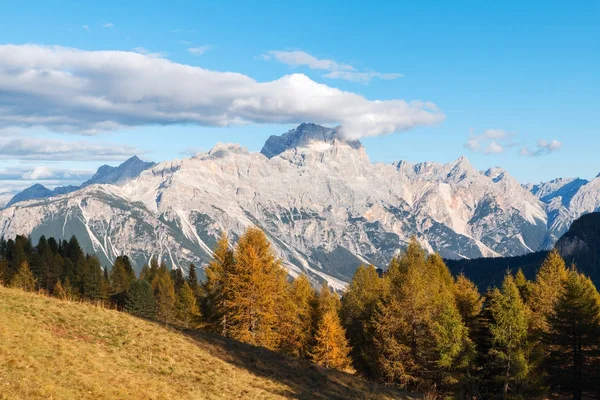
[0,286,417,400]
[555,211,600,284]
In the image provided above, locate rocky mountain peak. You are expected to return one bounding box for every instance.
[260,123,362,159]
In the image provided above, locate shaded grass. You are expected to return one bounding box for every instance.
[0,286,419,399]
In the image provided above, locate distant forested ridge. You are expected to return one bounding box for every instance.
[447,212,600,290]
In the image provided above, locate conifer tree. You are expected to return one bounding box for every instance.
[139,263,151,281]
[100,267,111,300]
[222,227,287,349]
[544,269,600,399]
[488,273,530,396]
[314,282,340,326]
[454,272,484,331]
[203,233,234,334]
[278,274,316,358]
[152,264,176,322]
[514,268,532,303]
[529,249,568,333]
[187,263,201,297]
[177,281,201,328]
[83,256,104,301]
[311,309,352,371]
[53,279,68,300]
[125,279,156,319]
[341,264,389,378]
[115,255,136,282]
[371,239,470,391]
[10,261,37,292]
[109,257,131,308]
[0,258,8,286]
[63,276,75,300]
[171,267,185,292]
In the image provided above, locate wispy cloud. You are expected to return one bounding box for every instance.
[0,166,92,181]
[0,44,443,140]
[82,25,90,31]
[466,129,562,157]
[0,135,144,161]
[465,129,517,155]
[520,140,563,157]
[260,50,402,83]
[187,45,212,55]
[102,22,114,28]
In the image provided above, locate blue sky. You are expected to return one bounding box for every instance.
[0,0,598,195]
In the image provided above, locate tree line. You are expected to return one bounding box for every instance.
[1,231,599,399]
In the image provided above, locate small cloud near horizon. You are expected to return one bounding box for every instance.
[466,129,561,157]
[520,140,563,157]
[260,50,402,83]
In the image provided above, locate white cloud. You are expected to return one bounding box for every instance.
[484,141,504,154]
[520,139,563,157]
[261,50,403,83]
[0,135,144,161]
[82,25,90,31]
[102,22,114,28]
[0,44,443,140]
[0,165,94,196]
[465,129,514,154]
[187,45,212,55]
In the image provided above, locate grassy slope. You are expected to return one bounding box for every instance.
[0,286,418,400]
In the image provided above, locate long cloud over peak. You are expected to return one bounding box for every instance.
[0,44,444,140]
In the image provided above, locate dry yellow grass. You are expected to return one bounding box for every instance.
[0,286,419,400]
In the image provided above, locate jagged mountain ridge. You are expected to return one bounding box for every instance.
[4,156,156,208]
[0,123,562,288]
[524,175,600,247]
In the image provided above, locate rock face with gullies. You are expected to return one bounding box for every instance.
[525,174,600,246]
[0,123,586,288]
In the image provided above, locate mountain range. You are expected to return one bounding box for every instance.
[4,156,156,208]
[0,123,598,287]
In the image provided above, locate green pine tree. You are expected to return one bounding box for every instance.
[544,269,600,400]
[487,273,530,397]
[340,264,389,378]
[177,281,201,328]
[202,233,235,335]
[125,279,156,319]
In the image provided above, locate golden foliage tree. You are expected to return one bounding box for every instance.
[371,238,470,391]
[529,250,568,330]
[152,264,176,323]
[311,309,352,371]
[10,261,37,292]
[221,227,288,350]
[454,272,484,331]
[278,274,316,358]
